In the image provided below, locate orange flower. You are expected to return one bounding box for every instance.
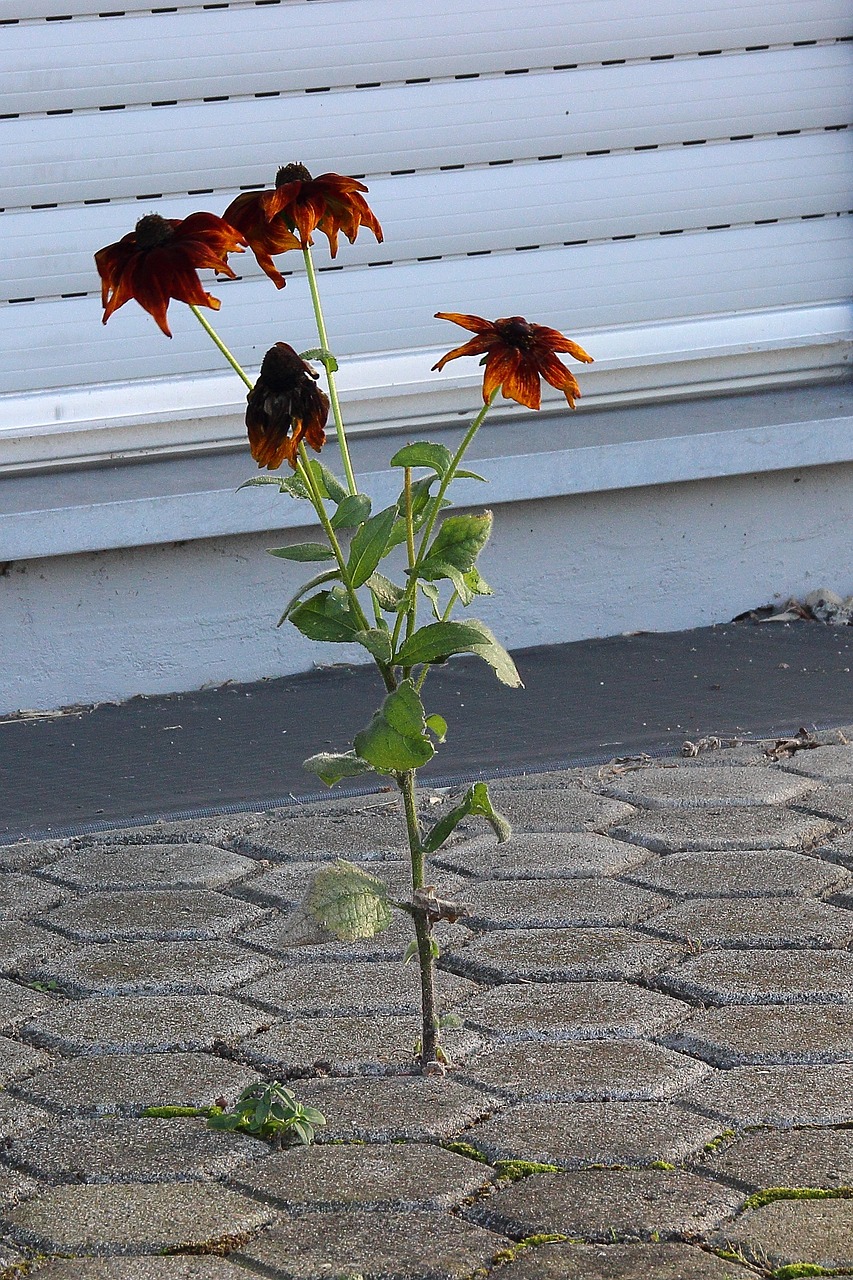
[223,163,383,285]
[432,313,593,410]
[245,343,330,470]
[95,213,246,337]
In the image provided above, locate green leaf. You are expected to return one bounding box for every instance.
[353,678,435,773]
[422,780,512,854]
[366,573,406,612]
[426,713,448,743]
[419,511,493,581]
[306,460,348,504]
[302,750,375,787]
[456,468,488,482]
[238,473,310,499]
[331,493,371,530]
[419,581,442,620]
[402,939,419,965]
[306,860,393,941]
[299,346,340,373]
[354,627,393,665]
[390,442,453,476]
[396,621,492,668]
[459,619,524,688]
[267,542,335,562]
[347,504,398,587]
[289,589,360,643]
[464,567,493,597]
[276,569,341,627]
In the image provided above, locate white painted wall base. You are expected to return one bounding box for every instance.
[3,457,852,715]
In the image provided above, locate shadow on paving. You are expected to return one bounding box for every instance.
[1,620,852,842]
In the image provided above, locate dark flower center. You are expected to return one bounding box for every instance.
[259,342,316,390]
[496,316,534,348]
[134,214,174,250]
[276,163,313,187]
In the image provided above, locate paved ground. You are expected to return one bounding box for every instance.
[0,732,852,1277]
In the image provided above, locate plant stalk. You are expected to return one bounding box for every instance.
[302,246,357,497]
[189,306,254,390]
[399,768,439,1067]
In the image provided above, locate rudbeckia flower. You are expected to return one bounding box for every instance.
[95,213,246,337]
[223,163,383,285]
[246,342,330,470]
[432,313,593,410]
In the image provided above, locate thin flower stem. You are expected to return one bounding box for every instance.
[404,467,417,645]
[414,588,458,694]
[414,389,498,568]
[399,768,439,1066]
[189,305,254,391]
[301,246,357,497]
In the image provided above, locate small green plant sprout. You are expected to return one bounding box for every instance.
[206,1081,326,1147]
[94,162,593,1072]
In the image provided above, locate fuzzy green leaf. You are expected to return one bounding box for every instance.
[288,589,360,643]
[396,621,492,668]
[347,505,398,587]
[426,713,448,743]
[299,347,339,373]
[331,493,372,530]
[302,750,375,787]
[238,473,310,499]
[390,441,453,476]
[419,581,442,620]
[267,542,335,562]
[307,860,393,940]
[354,627,393,665]
[422,780,512,854]
[353,678,435,773]
[459,619,523,688]
[366,573,406,612]
[276,570,341,627]
[456,468,488,482]
[306,460,348,504]
[419,512,492,582]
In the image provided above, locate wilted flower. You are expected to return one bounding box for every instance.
[432,313,593,410]
[224,164,382,285]
[246,343,330,470]
[95,213,246,337]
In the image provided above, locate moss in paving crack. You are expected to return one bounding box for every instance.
[491,1234,567,1265]
[441,1141,490,1163]
[742,1186,852,1212]
[648,1160,677,1171]
[772,1266,847,1279]
[704,1128,737,1154]
[495,1159,559,1182]
[142,1105,222,1118]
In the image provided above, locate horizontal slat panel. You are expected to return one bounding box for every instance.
[3,46,850,211]
[4,0,851,115]
[1,219,849,395]
[3,133,849,301]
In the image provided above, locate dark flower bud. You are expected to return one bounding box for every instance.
[245,343,330,470]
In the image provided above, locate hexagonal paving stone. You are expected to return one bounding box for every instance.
[470,785,635,834]
[778,743,853,782]
[0,839,64,871]
[12,1050,258,1116]
[5,1116,261,1183]
[466,1101,720,1167]
[238,1016,480,1077]
[657,948,853,1004]
[622,848,849,897]
[21,994,271,1054]
[445,928,683,984]
[235,860,464,910]
[234,1209,508,1279]
[0,1034,47,1085]
[0,874,65,919]
[234,801,410,861]
[27,939,271,996]
[792,781,853,823]
[600,764,816,810]
[642,896,853,948]
[493,1241,759,1279]
[31,1261,253,1279]
[236,959,478,1017]
[702,1127,853,1191]
[230,1142,492,1210]
[608,807,834,853]
[278,1076,498,1142]
[76,814,254,847]
[431,832,651,880]
[0,978,53,1030]
[461,879,669,930]
[456,1039,709,1103]
[0,921,69,974]
[0,1167,39,1210]
[42,889,266,941]
[462,981,687,1042]
[665,1004,853,1066]
[0,1094,53,1139]
[40,842,256,891]
[1,1182,273,1255]
[477,1167,742,1238]
[714,1199,853,1272]
[684,1063,853,1126]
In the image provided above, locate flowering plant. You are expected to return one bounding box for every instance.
[96,165,592,1071]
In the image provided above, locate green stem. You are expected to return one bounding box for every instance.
[399,768,439,1067]
[404,467,417,645]
[190,306,254,390]
[414,588,458,694]
[302,246,357,497]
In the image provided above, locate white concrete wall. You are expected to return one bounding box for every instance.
[4,459,852,714]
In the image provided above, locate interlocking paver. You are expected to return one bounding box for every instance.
[6,1116,261,1184]
[1,1182,273,1255]
[456,1039,709,1102]
[701,1127,853,1190]
[236,959,478,1017]
[0,1167,39,1209]
[622,847,849,897]
[230,1142,492,1210]
[445,927,681,983]
[0,874,64,919]
[234,801,410,861]
[0,1034,47,1085]
[279,1076,498,1141]
[666,1004,853,1066]
[25,939,271,996]
[238,1016,481,1076]
[42,889,266,941]
[658,947,853,1004]
[643,896,853,947]
[12,1050,258,1116]
[477,1168,742,1238]
[40,842,256,891]
[0,921,70,976]
[431,832,651,879]
[0,1094,53,1139]
[462,981,686,1042]
[22,993,271,1054]
[75,815,253,847]
[30,1261,253,1279]
[792,780,853,823]
[0,978,53,1030]
[467,784,634,833]
[599,764,815,809]
[234,1210,508,1279]
[684,1063,853,1126]
[609,806,834,852]
[0,840,64,871]
[466,1101,720,1167]
[714,1199,853,1271]
[461,878,669,929]
[240,906,468,962]
[778,742,853,781]
[492,1240,760,1278]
